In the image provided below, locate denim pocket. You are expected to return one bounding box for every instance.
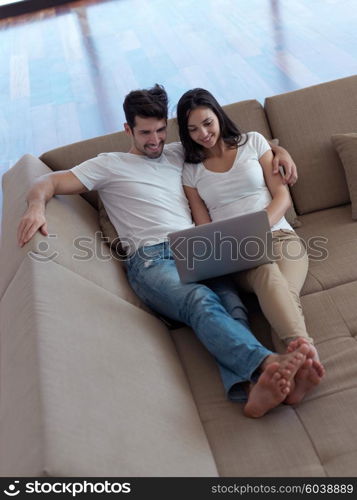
[126,243,168,277]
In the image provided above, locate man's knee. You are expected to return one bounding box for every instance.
[184,284,219,312]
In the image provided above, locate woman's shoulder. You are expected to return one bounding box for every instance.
[242,131,271,151]
[245,131,267,142]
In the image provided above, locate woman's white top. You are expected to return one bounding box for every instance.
[182,131,292,232]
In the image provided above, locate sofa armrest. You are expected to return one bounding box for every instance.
[0,155,53,299]
[1,155,146,311]
[0,256,218,477]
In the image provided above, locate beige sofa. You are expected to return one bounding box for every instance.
[1,75,357,477]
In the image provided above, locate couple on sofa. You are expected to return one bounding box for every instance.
[17,84,325,418]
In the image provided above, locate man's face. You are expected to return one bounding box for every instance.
[125,116,167,159]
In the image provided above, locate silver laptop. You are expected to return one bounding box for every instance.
[168,210,274,283]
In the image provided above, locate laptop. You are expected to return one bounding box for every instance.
[168,210,274,283]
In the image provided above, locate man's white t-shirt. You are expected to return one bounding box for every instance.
[71,142,194,254]
[182,131,292,232]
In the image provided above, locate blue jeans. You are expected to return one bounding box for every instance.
[125,242,273,402]
[203,275,249,328]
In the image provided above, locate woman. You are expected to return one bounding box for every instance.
[176,88,325,401]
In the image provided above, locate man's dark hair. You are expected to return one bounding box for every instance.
[123,84,168,129]
[176,88,247,164]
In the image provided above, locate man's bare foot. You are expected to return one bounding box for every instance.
[244,363,290,418]
[285,338,325,405]
[243,345,308,418]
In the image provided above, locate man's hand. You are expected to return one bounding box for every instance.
[271,145,298,186]
[17,202,48,247]
[17,171,87,247]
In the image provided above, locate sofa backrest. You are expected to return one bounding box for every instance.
[40,99,272,209]
[265,75,357,215]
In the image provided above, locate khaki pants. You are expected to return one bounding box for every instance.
[234,229,312,352]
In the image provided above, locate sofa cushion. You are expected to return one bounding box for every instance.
[265,75,357,214]
[171,276,357,476]
[171,328,323,476]
[0,256,218,476]
[297,205,357,295]
[40,131,132,209]
[331,133,357,219]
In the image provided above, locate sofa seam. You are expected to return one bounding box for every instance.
[292,384,357,476]
[301,269,325,297]
[0,253,30,303]
[292,408,328,477]
[326,289,357,341]
[302,383,357,404]
[169,333,221,477]
[47,255,152,314]
[301,276,357,298]
[0,254,123,305]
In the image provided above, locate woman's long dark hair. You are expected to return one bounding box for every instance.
[176,88,247,164]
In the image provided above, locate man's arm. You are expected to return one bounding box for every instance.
[269,142,297,186]
[17,171,88,247]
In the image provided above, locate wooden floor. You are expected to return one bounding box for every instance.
[0,0,357,173]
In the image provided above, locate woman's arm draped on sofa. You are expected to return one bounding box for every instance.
[17,171,88,247]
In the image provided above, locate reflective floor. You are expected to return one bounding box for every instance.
[0,0,357,171]
[0,0,27,5]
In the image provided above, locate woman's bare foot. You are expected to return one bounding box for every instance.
[244,346,308,418]
[285,338,325,405]
[287,337,319,362]
[244,363,290,418]
[262,343,310,384]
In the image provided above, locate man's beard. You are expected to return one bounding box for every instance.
[144,141,164,159]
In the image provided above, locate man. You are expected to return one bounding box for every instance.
[18,84,316,418]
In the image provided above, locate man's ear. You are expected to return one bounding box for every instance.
[124,123,132,136]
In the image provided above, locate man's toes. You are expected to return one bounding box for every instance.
[272,370,282,382]
[282,384,290,396]
[264,362,280,378]
[278,378,290,390]
[280,367,292,380]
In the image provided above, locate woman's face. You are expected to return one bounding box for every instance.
[187,106,221,149]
